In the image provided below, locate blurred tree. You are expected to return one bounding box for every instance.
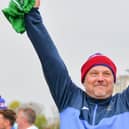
[35,114,48,129]
[47,120,60,129]
[8,100,21,110]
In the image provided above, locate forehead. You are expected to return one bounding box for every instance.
[89,65,112,72]
[17,110,23,115]
[17,110,25,118]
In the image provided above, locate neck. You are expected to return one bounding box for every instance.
[6,125,12,129]
[86,93,112,105]
[18,124,32,129]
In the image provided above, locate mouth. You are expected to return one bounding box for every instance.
[95,84,106,87]
[95,85,107,89]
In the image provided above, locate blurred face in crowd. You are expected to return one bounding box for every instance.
[16,110,26,129]
[16,108,36,129]
[0,114,10,129]
[0,114,6,129]
[83,65,114,99]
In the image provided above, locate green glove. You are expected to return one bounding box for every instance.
[2,0,35,33]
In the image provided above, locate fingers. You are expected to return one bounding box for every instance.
[34,0,40,8]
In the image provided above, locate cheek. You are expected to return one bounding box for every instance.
[108,84,114,91]
[0,120,4,126]
[86,77,91,82]
[84,76,95,85]
[107,79,114,89]
[83,78,93,91]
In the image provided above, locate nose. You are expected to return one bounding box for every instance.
[97,74,105,82]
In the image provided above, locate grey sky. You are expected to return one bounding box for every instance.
[0,0,129,117]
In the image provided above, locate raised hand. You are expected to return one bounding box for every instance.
[34,0,40,8]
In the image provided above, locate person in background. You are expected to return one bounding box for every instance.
[0,96,7,110]
[0,96,17,129]
[16,107,38,129]
[0,109,16,129]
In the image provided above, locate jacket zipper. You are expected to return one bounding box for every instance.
[92,104,98,126]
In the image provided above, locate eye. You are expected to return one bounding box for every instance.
[103,71,111,76]
[89,71,98,76]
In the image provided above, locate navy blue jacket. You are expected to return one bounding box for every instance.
[25,8,129,129]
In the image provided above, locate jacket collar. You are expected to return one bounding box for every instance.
[85,93,112,106]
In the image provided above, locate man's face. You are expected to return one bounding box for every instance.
[0,114,6,129]
[16,111,26,129]
[83,65,114,99]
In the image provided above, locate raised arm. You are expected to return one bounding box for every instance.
[24,7,79,111]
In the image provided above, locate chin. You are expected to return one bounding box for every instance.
[94,92,108,99]
[95,96,108,99]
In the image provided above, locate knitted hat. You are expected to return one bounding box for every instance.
[0,96,7,110]
[81,53,117,83]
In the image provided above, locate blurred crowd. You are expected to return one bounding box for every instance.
[0,96,39,129]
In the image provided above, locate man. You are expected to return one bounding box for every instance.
[24,3,129,128]
[16,107,38,129]
[24,1,129,129]
[0,109,16,129]
[3,0,129,128]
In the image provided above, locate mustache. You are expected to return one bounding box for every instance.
[94,82,106,86]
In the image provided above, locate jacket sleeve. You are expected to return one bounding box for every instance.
[24,8,79,111]
[120,86,129,109]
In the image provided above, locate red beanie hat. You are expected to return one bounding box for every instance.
[81,53,117,83]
